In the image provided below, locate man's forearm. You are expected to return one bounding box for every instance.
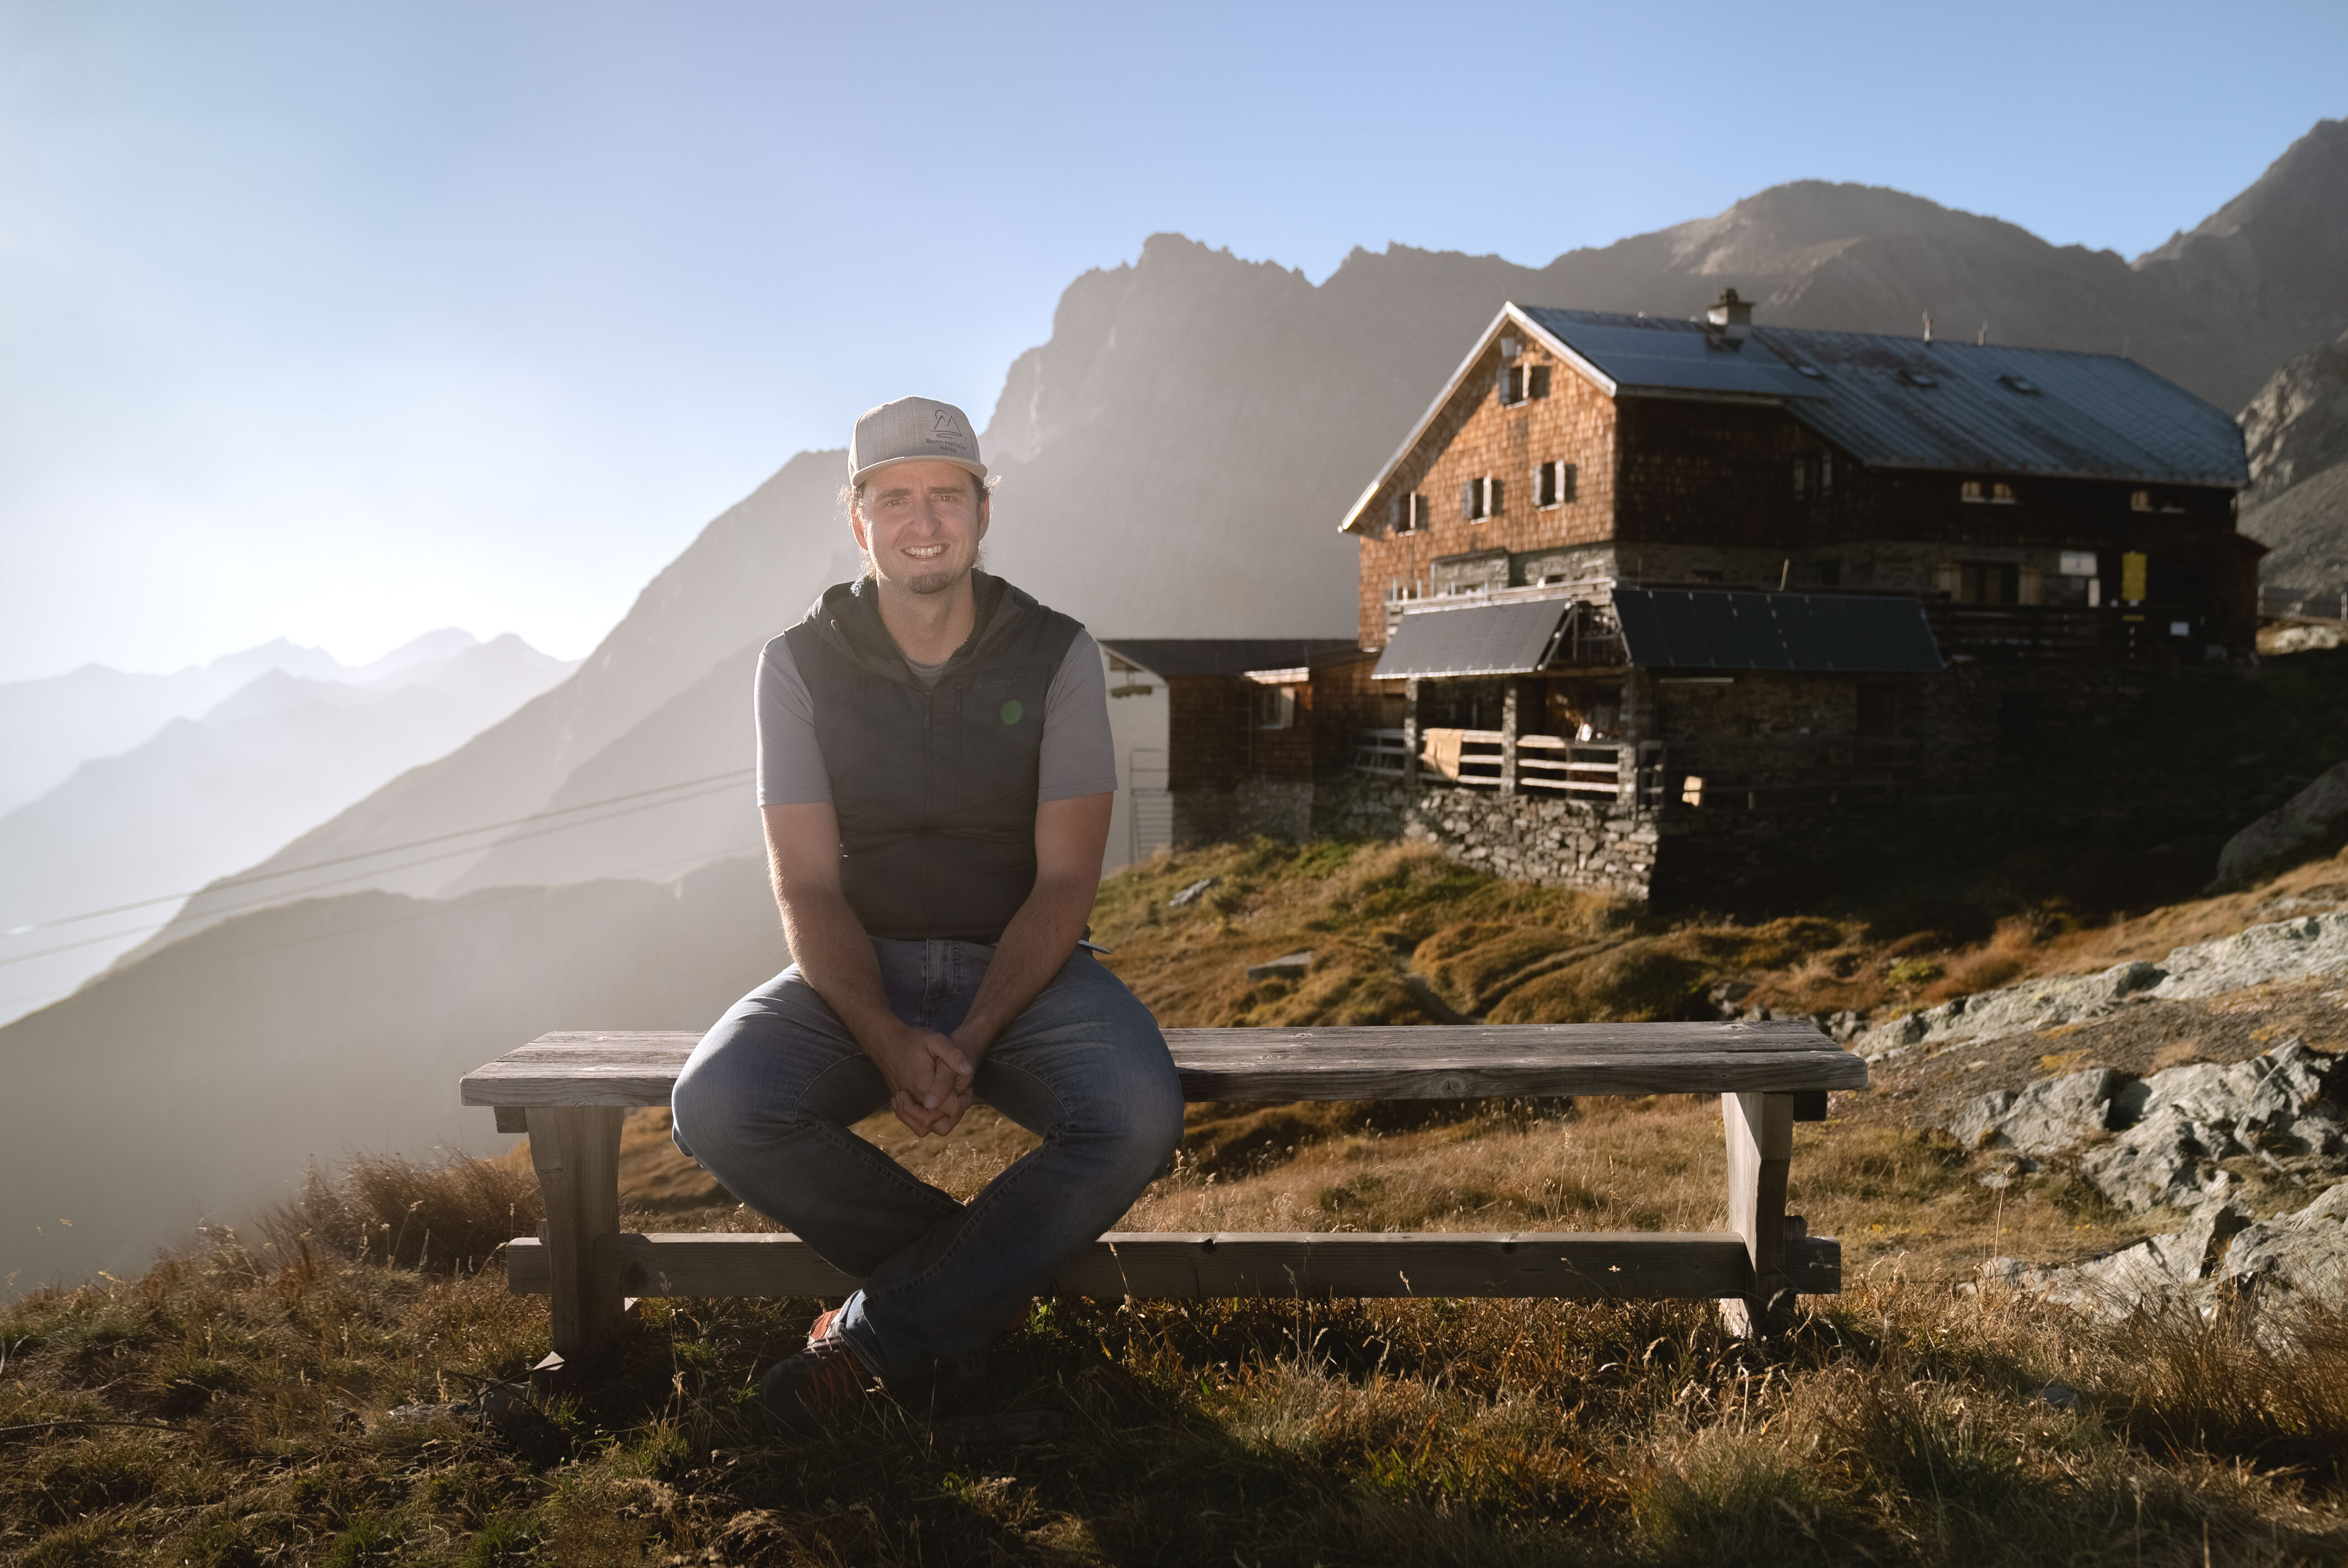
[775,880,903,1051]
[951,870,1098,1059]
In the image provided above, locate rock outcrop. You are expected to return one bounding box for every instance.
[2155,913,2348,998]
[1940,1040,2342,1214]
[1857,914,2348,1064]
[2209,762,2348,891]
[1945,1067,2129,1156]
[1987,1183,2348,1327]
[1856,960,2166,1060]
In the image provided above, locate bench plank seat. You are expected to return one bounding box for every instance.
[506,1230,1842,1301]
[461,1020,1863,1110]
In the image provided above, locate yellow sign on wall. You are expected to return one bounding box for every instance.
[2120,551,2148,602]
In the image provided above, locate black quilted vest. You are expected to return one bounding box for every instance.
[784,571,1083,943]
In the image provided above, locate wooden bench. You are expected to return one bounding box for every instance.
[461,1021,1866,1379]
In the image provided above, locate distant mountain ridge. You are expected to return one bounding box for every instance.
[12,117,2348,1282]
[0,638,345,814]
[0,633,574,1025]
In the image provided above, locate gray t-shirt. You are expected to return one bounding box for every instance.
[756,628,1118,806]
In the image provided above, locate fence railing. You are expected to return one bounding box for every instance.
[1352,729,1411,777]
[1513,734,1627,797]
[1353,729,1922,809]
[1352,728,1634,800]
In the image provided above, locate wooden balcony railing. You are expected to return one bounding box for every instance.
[1352,729,1412,777]
[1352,729,1651,803]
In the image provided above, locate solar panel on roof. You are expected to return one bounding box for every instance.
[1371,600,1570,679]
[1612,589,1943,673]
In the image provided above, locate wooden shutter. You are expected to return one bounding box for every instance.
[1462,480,1478,519]
[1489,476,1504,515]
[1529,365,1551,399]
[1562,463,1577,502]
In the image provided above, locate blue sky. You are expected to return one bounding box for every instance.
[2,0,2342,683]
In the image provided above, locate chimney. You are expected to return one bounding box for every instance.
[1706,288,1753,342]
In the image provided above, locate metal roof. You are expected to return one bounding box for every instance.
[1518,307,2249,488]
[1515,310,1826,401]
[1340,302,2248,532]
[1370,600,1569,679]
[1612,589,1944,673]
[1098,638,1358,679]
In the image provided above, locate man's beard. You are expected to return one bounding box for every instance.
[901,560,969,596]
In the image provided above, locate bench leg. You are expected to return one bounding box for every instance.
[526,1106,627,1380]
[1719,1091,1794,1337]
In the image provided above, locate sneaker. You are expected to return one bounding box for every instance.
[759,1334,876,1432]
[805,1306,842,1348]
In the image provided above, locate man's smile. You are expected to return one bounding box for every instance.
[904,543,949,559]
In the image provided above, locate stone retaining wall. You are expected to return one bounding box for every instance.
[1310,774,1656,899]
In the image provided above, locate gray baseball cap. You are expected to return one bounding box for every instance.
[849,395,987,486]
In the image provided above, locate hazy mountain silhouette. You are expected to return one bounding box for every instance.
[0,638,349,815]
[11,119,2348,1281]
[0,635,573,1023]
[0,858,776,1283]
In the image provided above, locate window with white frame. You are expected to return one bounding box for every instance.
[1498,362,1552,406]
[1534,460,1576,508]
[1461,476,1501,520]
[1391,492,1428,533]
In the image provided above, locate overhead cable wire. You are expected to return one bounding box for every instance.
[2,767,753,936]
[0,777,754,969]
[191,847,753,966]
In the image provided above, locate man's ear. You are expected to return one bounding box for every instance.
[848,497,870,554]
[975,490,991,545]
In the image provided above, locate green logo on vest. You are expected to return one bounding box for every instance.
[1000,699,1023,725]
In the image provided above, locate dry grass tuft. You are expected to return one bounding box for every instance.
[257,1150,543,1274]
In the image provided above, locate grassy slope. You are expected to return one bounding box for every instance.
[8,842,2348,1564]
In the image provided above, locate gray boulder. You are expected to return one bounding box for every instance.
[2209,760,2348,892]
[2079,1040,2340,1213]
[1981,1198,2253,1319]
[1945,1067,2127,1155]
[2151,914,2348,999]
[1855,961,2165,1061]
[2218,1182,2348,1304]
[2110,1038,2336,1146]
[2080,1106,2245,1214]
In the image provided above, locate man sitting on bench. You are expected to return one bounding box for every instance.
[670,395,1183,1428]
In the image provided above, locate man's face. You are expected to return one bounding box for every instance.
[852,460,988,597]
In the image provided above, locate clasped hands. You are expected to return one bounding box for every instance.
[868,1023,980,1137]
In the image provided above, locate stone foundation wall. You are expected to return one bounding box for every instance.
[1311,774,1656,899]
[1172,777,1314,847]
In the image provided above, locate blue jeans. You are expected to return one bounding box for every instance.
[670,940,1184,1383]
